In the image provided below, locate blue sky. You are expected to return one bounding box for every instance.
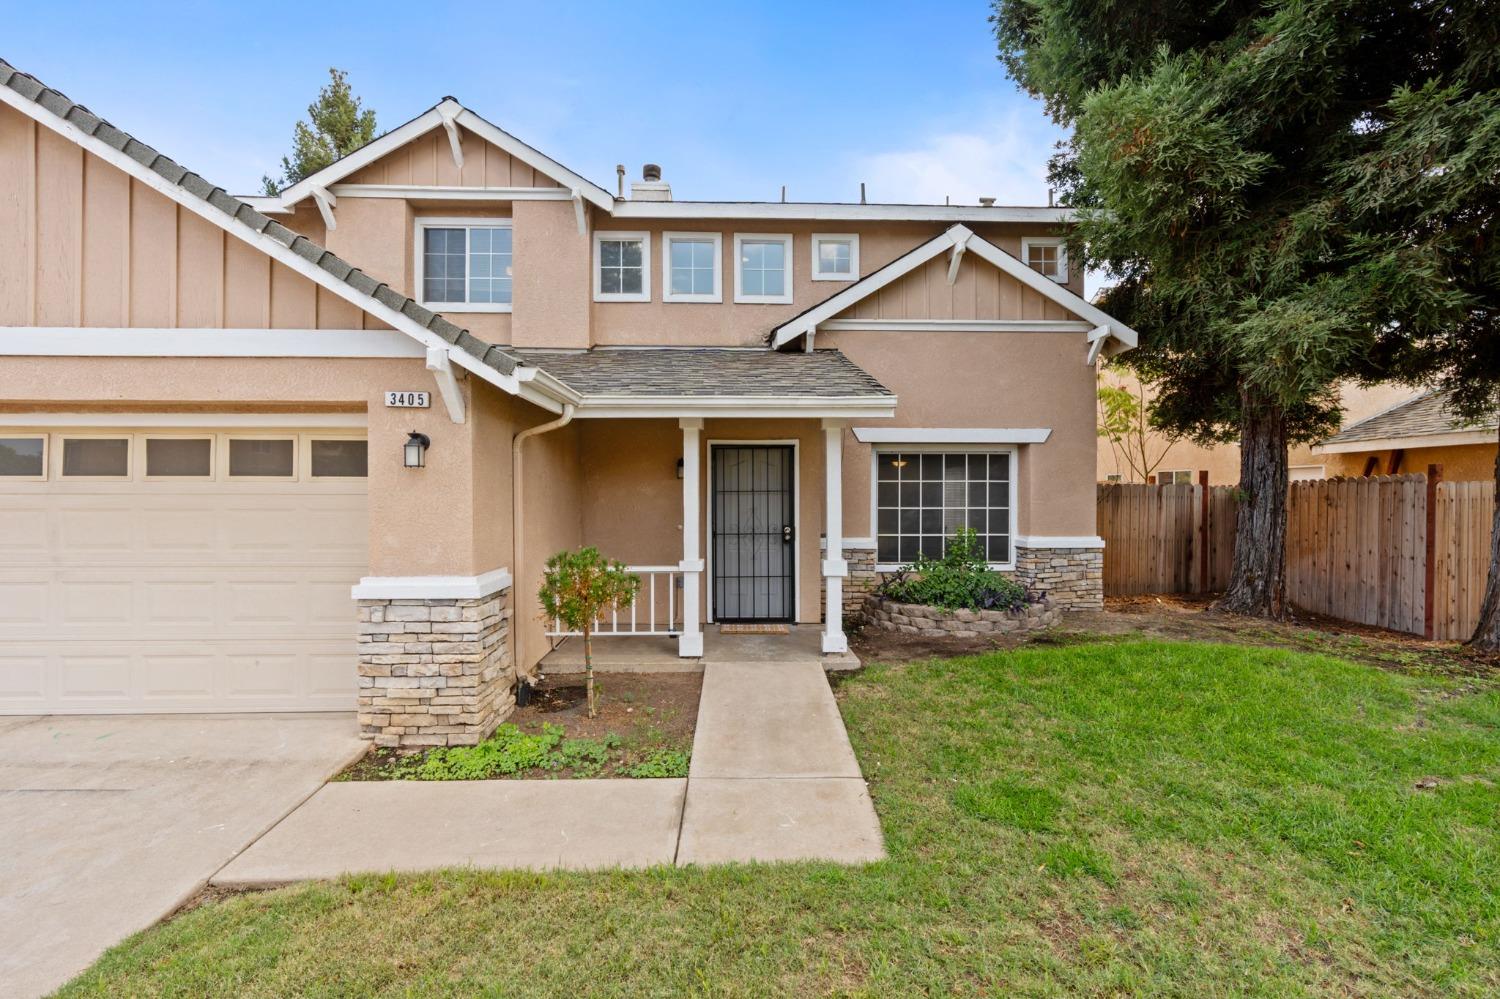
[4,0,1067,205]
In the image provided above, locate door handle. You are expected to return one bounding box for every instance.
[782,525,793,543]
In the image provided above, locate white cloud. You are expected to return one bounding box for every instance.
[849,110,1066,207]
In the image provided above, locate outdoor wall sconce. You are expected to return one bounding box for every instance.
[404,431,431,468]
[676,457,684,479]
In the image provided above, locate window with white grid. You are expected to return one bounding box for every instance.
[875,450,1013,567]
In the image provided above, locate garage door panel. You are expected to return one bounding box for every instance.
[0,430,367,714]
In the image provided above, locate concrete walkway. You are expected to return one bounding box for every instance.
[214,656,884,884]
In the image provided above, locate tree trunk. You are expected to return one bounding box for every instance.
[1219,387,1289,618]
[1467,425,1500,651]
[583,626,597,718]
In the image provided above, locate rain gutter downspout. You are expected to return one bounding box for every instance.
[511,402,575,678]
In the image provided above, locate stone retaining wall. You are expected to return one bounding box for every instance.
[863,594,1060,637]
[1013,546,1104,611]
[356,590,512,748]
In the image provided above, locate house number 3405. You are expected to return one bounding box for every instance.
[385,391,431,408]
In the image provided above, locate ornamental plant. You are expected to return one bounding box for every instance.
[877,527,1029,612]
[538,547,639,718]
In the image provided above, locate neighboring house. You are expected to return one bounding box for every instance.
[0,59,1137,746]
[1313,390,1498,481]
[1097,373,1416,484]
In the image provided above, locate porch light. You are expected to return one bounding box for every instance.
[403,431,430,468]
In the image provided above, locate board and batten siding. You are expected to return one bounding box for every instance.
[345,127,564,188]
[0,101,380,331]
[837,251,1074,324]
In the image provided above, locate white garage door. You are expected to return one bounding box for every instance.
[0,427,368,714]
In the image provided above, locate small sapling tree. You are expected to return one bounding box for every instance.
[538,548,639,718]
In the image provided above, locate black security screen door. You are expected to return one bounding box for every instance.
[711,445,795,622]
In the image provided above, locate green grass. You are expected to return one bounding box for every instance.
[63,641,1500,997]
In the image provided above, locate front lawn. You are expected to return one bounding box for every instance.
[65,640,1500,996]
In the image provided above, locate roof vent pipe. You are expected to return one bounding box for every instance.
[642,163,662,181]
[979,196,996,207]
[616,164,626,199]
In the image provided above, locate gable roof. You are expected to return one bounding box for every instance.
[257,98,615,212]
[0,56,572,407]
[1315,390,1498,453]
[768,224,1139,354]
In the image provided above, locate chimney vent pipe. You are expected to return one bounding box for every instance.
[642,163,662,182]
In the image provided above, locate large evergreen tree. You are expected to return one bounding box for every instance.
[993,0,1490,619]
[260,68,377,196]
[1336,17,1500,648]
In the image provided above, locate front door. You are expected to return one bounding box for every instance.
[710,444,795,622]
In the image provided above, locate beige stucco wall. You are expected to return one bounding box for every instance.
[512,201,590,348]
[1321,442,1497,482]
[823,329,1097,539]
[1096,376,1425,484]
[0,102,365,331]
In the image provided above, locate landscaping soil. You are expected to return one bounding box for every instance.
[852,593,1500,680]
[338,672,701,781]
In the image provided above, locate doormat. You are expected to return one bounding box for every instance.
[719,623,790,635]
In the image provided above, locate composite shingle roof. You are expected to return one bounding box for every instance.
[1324,390,1498,446]
[0,56,523,377]
[514,347,894,399]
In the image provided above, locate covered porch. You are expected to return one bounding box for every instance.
[512,347,896,668]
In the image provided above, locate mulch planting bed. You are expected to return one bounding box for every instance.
[338,672,702,781]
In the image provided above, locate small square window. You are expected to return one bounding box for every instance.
[1021,237,1068,283]
[418,221,513,311]
[310,440,368,478]
[733,233,793,304]
[228,438,295,478]
[62,438,129,477]
[811,234,859,281]
[662,233,722,303]
[594,232,651,302]
[146,438,212,477]
[0,437,45,477]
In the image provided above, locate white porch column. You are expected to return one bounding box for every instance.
[678,418,705,657]
[821,419,849,654]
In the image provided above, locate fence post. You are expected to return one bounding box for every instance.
[1198,470,1210,594]
[1423,463,1443,639]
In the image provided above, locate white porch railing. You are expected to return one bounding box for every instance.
[545,565,683,638]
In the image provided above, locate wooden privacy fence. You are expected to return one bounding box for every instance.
[1097,469,1494,641]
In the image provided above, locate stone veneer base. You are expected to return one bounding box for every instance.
[356,590,512,749]
[864,595,1060,637]
[1013,546,1104,611]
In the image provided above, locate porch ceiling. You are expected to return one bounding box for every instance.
[512,346,897,418]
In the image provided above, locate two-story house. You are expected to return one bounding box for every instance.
[0,59,1137,746]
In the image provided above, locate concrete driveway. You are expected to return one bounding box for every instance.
[0,712,364,998]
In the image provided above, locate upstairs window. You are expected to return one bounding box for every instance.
[663,233,722,303]
[734,233,793,304]
[1020,236,1068,283]
[811,234,859,281]
[417,220,513,312]
[594,232,650,302]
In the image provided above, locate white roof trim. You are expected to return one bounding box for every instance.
[573,395,898,420]
[613,202,1076,223]
[268,99,614,212]
[325,184,573,201]
[1313,429,1497,454]
[818,319,1096,334]
[0,412,367,428]
[0,327,424,358]
[351,567,513,601]
[771,224,1139,353]
[853,427,1051,444]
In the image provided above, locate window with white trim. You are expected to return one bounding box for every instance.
[309,439,368,478]
[61,438,129,477]
[0,437,45,477]
[417,220,513,311]
[1157,469,1193,485]
[228,438,295,478]
[594,231,650,302]
[875,449,1013,567]
[733,233,793,303]
[663,232,722,303]
[811,234,859,281]
[1021,236,1068,283]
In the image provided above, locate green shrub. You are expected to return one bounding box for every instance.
[391,724,565,780]
[618,748,691,778]
[877,527,1030,611]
